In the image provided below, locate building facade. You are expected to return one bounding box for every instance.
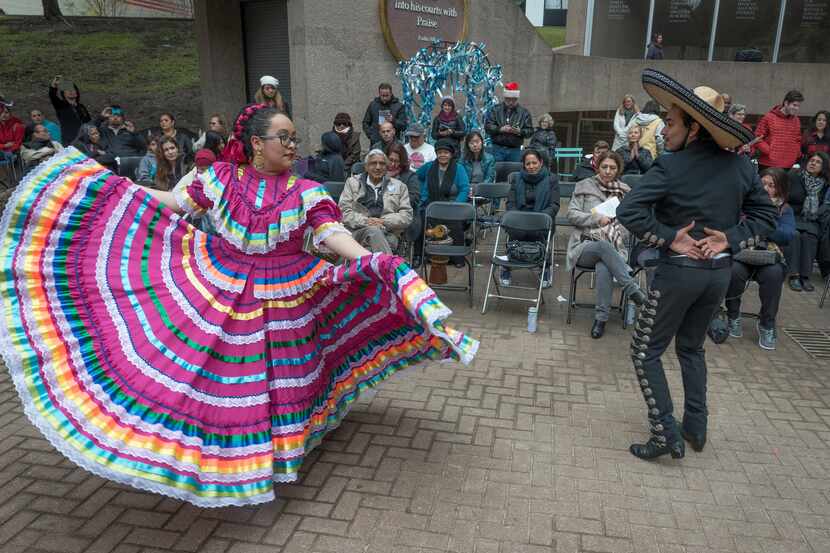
[195,0,830,156]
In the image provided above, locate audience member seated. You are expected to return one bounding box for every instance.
[784,151,830,291]
[339,149,413,254]
[616,125,653,175]
[725,168,794,351]
[802,110,830,165]
[48,76,91,146]
[362,82,407,147]
[26,109,61,145]
[414,139,470,268]
[332,112,362,174]
[20,124,62,170]
[158,112,195,162]
[193,113,229,150]
[566,151,646,339]
[431,97,466,156]
[500,148,559,288]
[153,136,189,191]
[460,130,496,186]
[528,113,559,168]
[71,123,116,170]
[98,105,145,157]
[574,140,610,181]
[202,131,226,161]
[485,81,533,162]
[612,94,639,151]
[135,134,160,184]
[385,142,420,211]
[404,124,435,170]
[305,131,346,183]
[629,100,664,158]
[371,121,402,153]
[0,98,25,181]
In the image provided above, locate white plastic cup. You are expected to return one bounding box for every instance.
[527,307,538,333]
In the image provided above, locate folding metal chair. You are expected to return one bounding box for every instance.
[567,235,642,327]
[422,201,477,307]
[0,152,21,188]
[482,211,553,314]
[472,181,511,231]
[116,156,143,181]
[323,181,345,203]
[819,274,829,308]
[554,147,584,180]
[494,161,522,184]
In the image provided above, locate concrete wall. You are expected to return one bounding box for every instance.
[194,0,830,156]
[550,50,830,117]
[194,0,246,127]
[288,0,557,155]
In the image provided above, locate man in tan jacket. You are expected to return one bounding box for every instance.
[339,149,413,254]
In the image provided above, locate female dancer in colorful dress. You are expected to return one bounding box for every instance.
[0,104,477,507]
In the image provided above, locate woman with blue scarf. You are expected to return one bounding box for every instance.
[501,149,560,287]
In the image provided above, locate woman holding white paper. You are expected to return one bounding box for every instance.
[566,151,646,338]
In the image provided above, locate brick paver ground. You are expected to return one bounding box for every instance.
[2,243,829,553]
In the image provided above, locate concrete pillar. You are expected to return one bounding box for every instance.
[194,0,247,128]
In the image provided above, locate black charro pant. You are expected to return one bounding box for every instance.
[631,262,731,442]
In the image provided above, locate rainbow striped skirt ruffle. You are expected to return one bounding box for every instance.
[0,149,478,507]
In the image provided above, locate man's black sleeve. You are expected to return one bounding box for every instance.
[725,168,777,252]
[617,158,675,250]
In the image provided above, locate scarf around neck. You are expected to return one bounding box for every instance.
[801,171,826,220]
[515,168,551,213]
[594,177,631,255]
[427,159,457,202]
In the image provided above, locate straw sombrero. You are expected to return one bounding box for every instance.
[642,69,753,150]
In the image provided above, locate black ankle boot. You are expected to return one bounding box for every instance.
[681,429,706,452]
[629,437,685,460]
[591,320,606,339]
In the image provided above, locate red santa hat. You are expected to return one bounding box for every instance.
[503,82,520,99]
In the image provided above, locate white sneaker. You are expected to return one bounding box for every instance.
[500,277,512,287]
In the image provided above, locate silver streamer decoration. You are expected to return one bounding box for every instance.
[397,40,503,141]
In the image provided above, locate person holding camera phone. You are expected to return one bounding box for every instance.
[48,75,91,145]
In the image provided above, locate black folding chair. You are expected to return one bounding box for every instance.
[422,201,477,307]
[482,211,553,314]
[819,274,829,308]
[566,235,642,327]
[116,156,143,181]
[323,181,345,203]
[494,161,522,184]
[472,181,511,231]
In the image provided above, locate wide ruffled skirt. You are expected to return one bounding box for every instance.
[0,150,477,507]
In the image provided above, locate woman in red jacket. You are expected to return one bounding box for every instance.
[801,110,830,165]
[0,99,25,185]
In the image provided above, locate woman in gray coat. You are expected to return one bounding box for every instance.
[566,151,646,338]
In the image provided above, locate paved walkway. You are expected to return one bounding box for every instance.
[1,251,829,553]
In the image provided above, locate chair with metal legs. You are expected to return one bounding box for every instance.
[482,211,553,314]
[422,201,477,307]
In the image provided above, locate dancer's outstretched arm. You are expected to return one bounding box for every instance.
[139,186,183,214]
[323,232,371,260]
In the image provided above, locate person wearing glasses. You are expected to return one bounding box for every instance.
[0,103,477,508]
